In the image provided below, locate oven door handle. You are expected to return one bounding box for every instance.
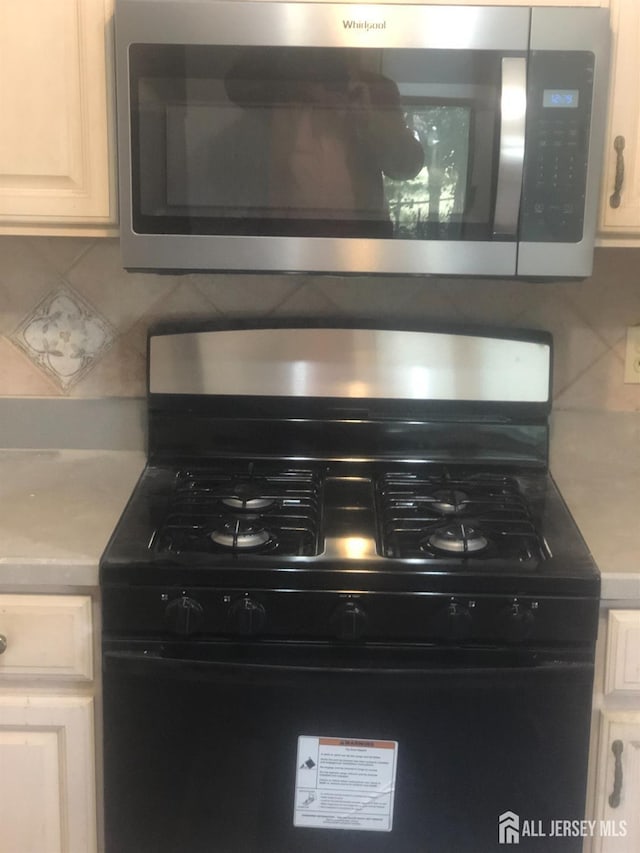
[103,649,448,680]
[493,57,527,239]
[103,648,594,687]
[103,650,447,690]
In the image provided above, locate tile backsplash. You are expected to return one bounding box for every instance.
[1,236,639,410]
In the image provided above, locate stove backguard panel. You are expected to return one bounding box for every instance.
[146,323,553,466]
[149,327,552,401]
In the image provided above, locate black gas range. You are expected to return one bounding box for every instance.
[100,323,599,853]
[102,456,598,646]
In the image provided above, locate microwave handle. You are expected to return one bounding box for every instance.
[493,57,527,238]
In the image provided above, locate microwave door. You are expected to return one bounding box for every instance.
[122,47,523,275]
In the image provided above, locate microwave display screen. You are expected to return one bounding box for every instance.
[543,89,580,108]
[129,45,508,241]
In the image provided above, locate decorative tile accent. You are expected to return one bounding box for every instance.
[10,285,116,390]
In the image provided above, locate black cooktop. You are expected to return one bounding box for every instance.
[100,457,598,596]
[152,462,547,564]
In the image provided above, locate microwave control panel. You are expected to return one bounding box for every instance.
[520,51,595,244]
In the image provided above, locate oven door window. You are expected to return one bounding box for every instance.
[103,642,593,853]
[129,46,520,241]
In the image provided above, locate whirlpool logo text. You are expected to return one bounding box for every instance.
[342,19,387,31]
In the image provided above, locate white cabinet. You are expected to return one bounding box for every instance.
[0,0,116,235]
[0,696,97,853]
[587,610,640,853]
[599,0,640,242]
[592,712,640,853]
[604,610,640,698]
[0,594,98,853]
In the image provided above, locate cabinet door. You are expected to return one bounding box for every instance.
[591,711,640,853]
[0,0,115,229]
[599,0,640,236]
[0,695,97,853]
[605,610,640,698]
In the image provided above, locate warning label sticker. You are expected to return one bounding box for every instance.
[293,735,398,832]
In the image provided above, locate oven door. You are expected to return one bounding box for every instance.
[102,640,594,853]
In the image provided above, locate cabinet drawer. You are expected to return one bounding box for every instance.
[0,595,93,681]
[605,610,640,698]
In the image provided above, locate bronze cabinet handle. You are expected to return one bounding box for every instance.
[609,136,626,209]
[608,739,624,808]
[0,634,7,655]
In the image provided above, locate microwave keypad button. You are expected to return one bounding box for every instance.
[521,50,595,244]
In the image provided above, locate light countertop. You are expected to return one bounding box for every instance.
[549,411,640,601]
[0,410,638,600]
[0,450,145,588]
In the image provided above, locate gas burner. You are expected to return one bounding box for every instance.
[221,481,276,511]
[210,518,273,550]
[430,489,469,514]
[424,522,489,555]
[153,463,322,558]
[376,469,548,563]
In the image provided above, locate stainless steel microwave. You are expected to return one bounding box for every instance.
[115,1,610,278]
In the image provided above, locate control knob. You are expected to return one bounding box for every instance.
[501,600,535,643]
[331,601,368,641]
[164,595,204,636]
[441,600,473,641]
[228,597,267,637]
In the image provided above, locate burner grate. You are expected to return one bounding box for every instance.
[154,462,323,557]
[377,470,547,564]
